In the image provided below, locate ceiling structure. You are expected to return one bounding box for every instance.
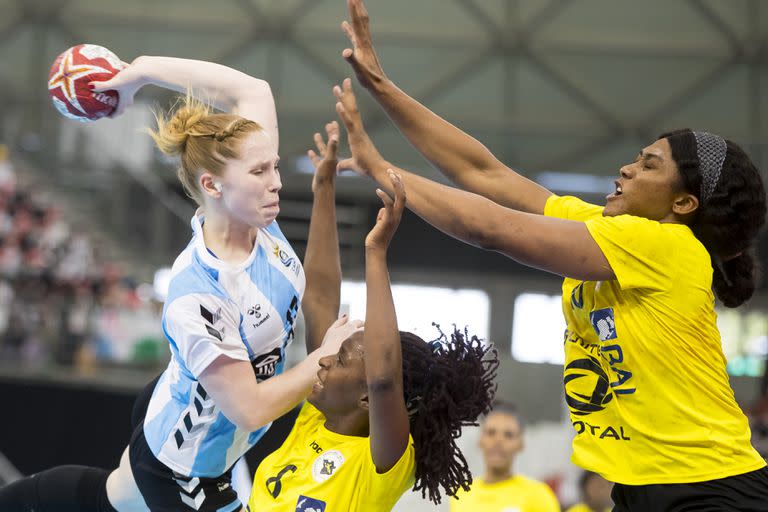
[2,0,768,274]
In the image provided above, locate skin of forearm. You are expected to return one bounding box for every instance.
[303,182,342,351]
[367,159,492,249]
[365,159,561,273]
[131,56,270,111]
[367,78,501,182]
[363,248,403,387]
[242,349,323,430]
[365,78,551,214]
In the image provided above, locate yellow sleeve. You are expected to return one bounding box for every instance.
[533,482,561,512]
[584,214,675,291]
[544,195,604,221]
[362,437,417,502]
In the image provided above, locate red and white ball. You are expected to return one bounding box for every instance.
[48,44,125,122]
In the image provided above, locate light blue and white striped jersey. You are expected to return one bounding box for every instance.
[143,211,305,477]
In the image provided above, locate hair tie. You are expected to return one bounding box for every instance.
[693,131,727,204]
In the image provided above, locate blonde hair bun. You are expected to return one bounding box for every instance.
[148,93,211,156]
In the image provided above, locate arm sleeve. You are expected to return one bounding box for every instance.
[163,293,249,378]
[363,436,417,502]
[544,195,604,221]
[584,214,675,291]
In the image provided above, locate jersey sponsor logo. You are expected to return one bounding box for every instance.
[572,420,631,441]
[266,464,297,499]
[273,243,300,276]
[600,344,635,395]
[564,355,614,416]
[248,303,271,328]
[570,282,585,309]
[312,450,344,483]
[251,347,283,381]
[590,307,616,341]
[296,495,326,512]
[309,440,323,454]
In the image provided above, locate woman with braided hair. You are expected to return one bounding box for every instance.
[247,168,499,511]
[333,1,768,510]
[0,58,358,512]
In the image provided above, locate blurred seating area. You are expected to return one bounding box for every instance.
[0,146,165,371]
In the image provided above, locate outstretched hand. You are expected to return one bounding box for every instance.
[365,170,406,251]
[308,121,340,192]
[334,78,383,178]
[341,0,386,89]
[89,59,142,118]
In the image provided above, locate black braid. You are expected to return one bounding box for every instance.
[400,324,499,504]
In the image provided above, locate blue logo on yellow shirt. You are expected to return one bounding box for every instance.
[296,495,326,512]
[590,308,616,341]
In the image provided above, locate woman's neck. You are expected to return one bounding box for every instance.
[322,410,370,438]
[483,466,513,484]
[201,210,258,265]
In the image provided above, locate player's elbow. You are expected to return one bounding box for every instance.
[245,79,273,102]
[220,400,272,432]
[235,411,272,432]
[464,220,500,251]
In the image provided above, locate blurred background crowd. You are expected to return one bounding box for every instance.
[0,147,165,370]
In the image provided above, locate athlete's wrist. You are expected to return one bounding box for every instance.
[125,55,157,88]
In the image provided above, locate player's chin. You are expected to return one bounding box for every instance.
[306,390,324,410]
[602,200,624,217]
[243,212,276,229]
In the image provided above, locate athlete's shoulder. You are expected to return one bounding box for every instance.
[166,248,228,306]
[545,195,604,221]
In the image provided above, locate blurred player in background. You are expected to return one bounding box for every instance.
[333,1,768,510]
[451,401,559,512]
[566,471,613,512]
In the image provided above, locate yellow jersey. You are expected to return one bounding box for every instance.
[544,195,766,485]
[248,402,415,512]
[450,475,560,512]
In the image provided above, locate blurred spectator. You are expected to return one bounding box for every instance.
[565,471,613,512]
[0,145,17,192]
[0,150,165,369]
[451,401,560,512]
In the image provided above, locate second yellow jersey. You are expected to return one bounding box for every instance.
[248,401,415,512]
[545,195,765,485]
[450,475,560,512]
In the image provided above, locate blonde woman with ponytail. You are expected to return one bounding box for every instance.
[0,57,356,512]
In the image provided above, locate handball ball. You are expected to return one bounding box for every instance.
[48,44,125,122]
